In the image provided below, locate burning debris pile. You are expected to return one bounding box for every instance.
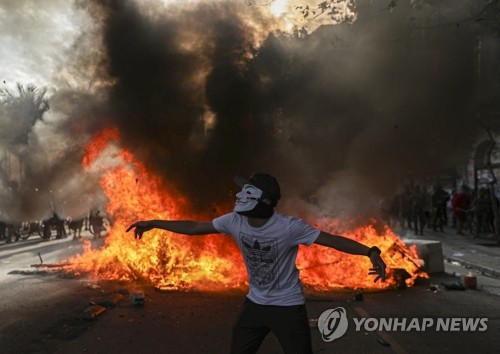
[298,223,426,290]
[62,129,427,291]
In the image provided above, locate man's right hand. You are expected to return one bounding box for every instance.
[126,221,152,239]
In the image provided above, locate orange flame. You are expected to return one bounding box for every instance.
[82,127,121,169]
[65,130,427,290]
[298,221,426,290]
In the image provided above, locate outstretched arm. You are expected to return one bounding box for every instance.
[314,231,387,282]
[126,220,220,239]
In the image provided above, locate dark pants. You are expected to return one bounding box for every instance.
[230,298,313,354]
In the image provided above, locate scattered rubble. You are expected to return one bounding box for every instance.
[79,305,106,320]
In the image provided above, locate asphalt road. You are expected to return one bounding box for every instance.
[1,232,499,354]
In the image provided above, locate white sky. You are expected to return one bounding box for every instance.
[0,0,87,93]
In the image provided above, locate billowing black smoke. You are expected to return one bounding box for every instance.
[88,0,482,216]
[89,0,281,211]
[2,0,495,223]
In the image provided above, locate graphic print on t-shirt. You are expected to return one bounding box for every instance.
[241,234,278,289]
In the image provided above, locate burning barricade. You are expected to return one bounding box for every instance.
[56,130,428,292]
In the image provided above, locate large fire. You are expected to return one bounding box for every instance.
[64,128,427,291]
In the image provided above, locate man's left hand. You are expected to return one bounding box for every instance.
[368,253,387,282]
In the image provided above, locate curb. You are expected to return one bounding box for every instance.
[445,255,500,280]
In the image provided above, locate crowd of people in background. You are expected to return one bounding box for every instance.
[382,183,499,238]
[3,184,499,245]
[0,210,109,244]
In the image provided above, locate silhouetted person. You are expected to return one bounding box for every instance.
[90,211,105,239]
[432,185,449,232]
[0,221,6,241]
[452,185,469,235]
[68,217,84,240]
[50,213,67,239]
[411,185,426,235]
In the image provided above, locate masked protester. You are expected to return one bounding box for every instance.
[127,172,386,354]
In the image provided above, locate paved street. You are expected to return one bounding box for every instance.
[1,225,499,353]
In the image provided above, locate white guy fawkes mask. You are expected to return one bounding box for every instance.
[234,184,263,212]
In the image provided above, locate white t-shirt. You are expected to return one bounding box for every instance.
[212,211,320,306]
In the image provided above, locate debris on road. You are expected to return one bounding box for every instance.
[354,290,364,301]
[80,305,106,320]
[428,283,440,293]
[464,272,478,289]
[92,293,125,308]
[130,290,145,306]
[442,281,466,291]
[377,337,391,347]
[30,262,71,268]
[85,283,101,290]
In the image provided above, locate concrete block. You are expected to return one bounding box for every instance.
[405,239,444,274]
[130,290,145,306]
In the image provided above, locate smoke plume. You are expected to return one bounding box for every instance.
[1,0,493,224]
